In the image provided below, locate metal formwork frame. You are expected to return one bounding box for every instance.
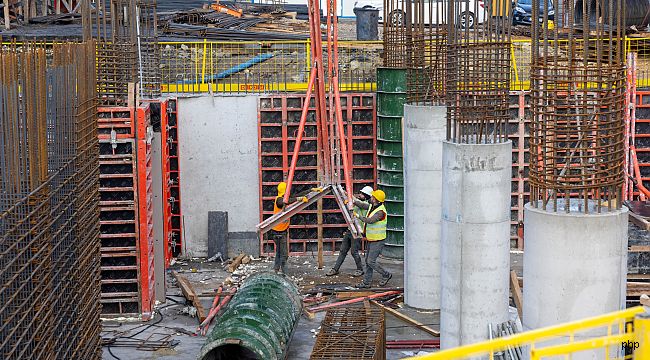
[258,93,377,256]
[160,98,183,264]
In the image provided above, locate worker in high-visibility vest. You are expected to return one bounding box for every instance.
[325,185,374,277]
[353,189,391,288]
[270,182,310,274]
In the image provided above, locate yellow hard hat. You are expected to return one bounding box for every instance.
[371,189,385,203]
[277,182,287,196]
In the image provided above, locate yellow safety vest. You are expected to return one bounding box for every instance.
[364,204,387,241]
[272,196,289,232]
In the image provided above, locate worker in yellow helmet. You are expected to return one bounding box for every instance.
[325,185,374,277]
[270,182,310,274]
[353,189,391,288]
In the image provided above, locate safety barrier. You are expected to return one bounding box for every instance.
[159,37,650,94]
[408,306,649,360]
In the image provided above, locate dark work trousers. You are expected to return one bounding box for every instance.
[363,240,389,285]
[333,230,363,271]
[270,229,289,272]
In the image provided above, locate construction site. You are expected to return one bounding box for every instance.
[1,0,650,359]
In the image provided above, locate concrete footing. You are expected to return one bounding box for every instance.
[403,104,446,310]
[440,141,512,348]
[523,201,628,360]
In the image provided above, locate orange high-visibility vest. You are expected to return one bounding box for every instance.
[272,195,290,231]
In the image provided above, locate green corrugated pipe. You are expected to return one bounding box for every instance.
[197,272,302,360]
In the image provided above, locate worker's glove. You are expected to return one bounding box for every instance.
[310,187,324,192]
[300,196,309,203]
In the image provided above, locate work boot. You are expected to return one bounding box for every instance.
[352,269,364,277]
[356,282,371,289]
[379,273,392,287]
[325,268,339,276]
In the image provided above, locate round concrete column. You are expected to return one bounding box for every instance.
[523,202,628,360]
[440,141,512,348]
[403,104,446,310]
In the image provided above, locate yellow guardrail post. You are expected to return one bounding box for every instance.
[201,38,208,85]
[634,313,650,360]
[510,42,519,89]
[306,38,311,73]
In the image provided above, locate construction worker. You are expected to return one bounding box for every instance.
[325,185,374,277]
[270,182,310,274]
[354,189,391,288]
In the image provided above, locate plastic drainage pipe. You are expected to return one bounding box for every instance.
[179,53,276,84]
[197,272,302,360]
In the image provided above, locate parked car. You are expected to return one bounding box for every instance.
[353,0,488,29]
[512,0,554,25]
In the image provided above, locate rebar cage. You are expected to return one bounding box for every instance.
[446,0,512,143]
[529,0,627,213]
[0,41,101,359]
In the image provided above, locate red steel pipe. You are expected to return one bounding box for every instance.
[284,66,318,202]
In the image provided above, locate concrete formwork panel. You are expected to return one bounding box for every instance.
[403,104,446,310]
[440,141,512,348]
[523,202,628,360]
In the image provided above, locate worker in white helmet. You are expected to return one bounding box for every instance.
[326,186,374,277]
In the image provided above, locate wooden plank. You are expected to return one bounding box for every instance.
[630,245,650,252]
[171,271,207,322]
[4,0,10,30]
[629,212,650,230]
[227,253,246,272]
[370,300,440,337]
[510,270,523,319]
[317,198,323,269]
[336,291,376,299]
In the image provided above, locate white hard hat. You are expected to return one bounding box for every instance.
[360,186,374,196]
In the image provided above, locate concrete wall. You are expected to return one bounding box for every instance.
[178,95,260,257]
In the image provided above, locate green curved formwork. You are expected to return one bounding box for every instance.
[377,67,406,259]
[197,273,302,360]
[377,67,408,92]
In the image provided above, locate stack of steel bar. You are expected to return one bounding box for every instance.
[310,303,386,360]
[528,0,626,213]
[488,321,523,360]
[161,99,183,260]
[98,104,156,317]
[0,41,101,359]
[445,0,512,144]
[258,94,377,255]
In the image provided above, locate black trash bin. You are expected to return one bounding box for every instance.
[353,7,379,41]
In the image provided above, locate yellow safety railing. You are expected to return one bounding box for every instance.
[408,306,649,360]
[160,40,380,94]
[159,37,650,94]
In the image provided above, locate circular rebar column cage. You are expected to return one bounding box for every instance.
[445,0,512,144]
[405,0,447,105]
[529,0,626,214]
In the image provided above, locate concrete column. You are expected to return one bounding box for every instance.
[403,104,446,310]
[440,141,512,348]
[523,202,628,360]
